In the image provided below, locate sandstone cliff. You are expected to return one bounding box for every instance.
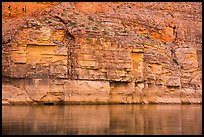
[2,2,202,105]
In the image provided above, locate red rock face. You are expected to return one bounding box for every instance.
[2,2,60,19]
[74,2,110,13]
[2,2,202,105]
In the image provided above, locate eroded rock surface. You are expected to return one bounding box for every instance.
[2,2,202,105]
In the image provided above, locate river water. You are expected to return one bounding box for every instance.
[2,104,202,135]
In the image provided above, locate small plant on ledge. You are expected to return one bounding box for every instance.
[172,58,179,65]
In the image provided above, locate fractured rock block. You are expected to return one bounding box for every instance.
[2,84,32,105]
[64,80,110,104]
[11,51,27,64]
[176,47,198,70]
[40,92,64,104]
[165,76,181,87]
[109,82,135,103]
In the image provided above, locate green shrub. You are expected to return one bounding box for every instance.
[92,26,98,30]
[69,22,77,26]
[171,49,175,53]
[123,30,127,33]
[47,20,52,24]
[88,16,94,21]
[172,58,179,65]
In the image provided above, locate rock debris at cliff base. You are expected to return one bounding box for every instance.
[2,2,202,105]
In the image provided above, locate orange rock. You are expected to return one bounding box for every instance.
[2,2,60,19]
[150,26,174,43]
[2,2,202,105]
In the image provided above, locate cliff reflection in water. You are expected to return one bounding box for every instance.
[2,105,202,135]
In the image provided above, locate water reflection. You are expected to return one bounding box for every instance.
[2,105,202,135]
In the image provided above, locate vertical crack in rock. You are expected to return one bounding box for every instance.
[65,30,76,80]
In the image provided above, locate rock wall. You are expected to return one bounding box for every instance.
[2,2,202,105]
